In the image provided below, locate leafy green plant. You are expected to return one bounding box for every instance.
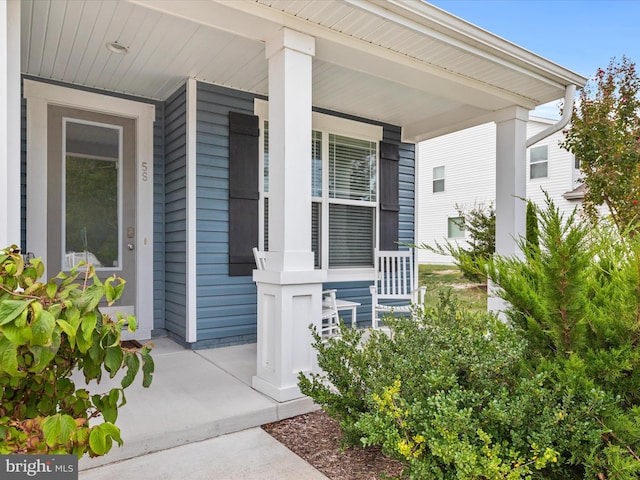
[0,245,153,457]
[525,200,540,260]
[486,197,640,478]
[561,56,640,235]
[300,294,614,479]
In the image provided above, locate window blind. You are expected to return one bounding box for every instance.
[328,204,375,267]
[329,134,376,202]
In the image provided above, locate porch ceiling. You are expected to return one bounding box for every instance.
[21,0,587,142]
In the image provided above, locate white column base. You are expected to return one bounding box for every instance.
[487,280,509,322]
[252,269,326,402]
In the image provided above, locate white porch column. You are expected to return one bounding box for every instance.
[252,28,326,402]
[488,106,529,313]
[0,0,21,248]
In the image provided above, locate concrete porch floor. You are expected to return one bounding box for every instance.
[78,337,323,477]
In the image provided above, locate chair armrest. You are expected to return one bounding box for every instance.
[322,289,337,304]
[412,286,427,305]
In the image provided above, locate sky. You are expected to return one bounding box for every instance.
[428,0,640,119]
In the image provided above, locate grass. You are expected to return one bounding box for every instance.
[418,264,487,312]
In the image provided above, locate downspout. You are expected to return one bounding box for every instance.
[526,84,577,147]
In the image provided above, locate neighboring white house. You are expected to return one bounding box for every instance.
[417,117,583,265]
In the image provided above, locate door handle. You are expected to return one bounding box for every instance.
[127,243,135,251]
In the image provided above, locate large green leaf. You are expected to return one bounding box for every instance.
[141,348,154,388]
[14,307,28,328]
[104,346,123,377]
[80,311,97,350]
[42,414,76,447]
[0,299,34,326]
[0,320,32,345]
[88,422,122,455]
[104,277,126,306]
[64,306,81,332]
[56,319,76,347]
[126,314,137,333]
[88,426,108,456]
[29,331,61,372]
[78,284,104,315]
[121,353,140,389]
[46,281,57,300]
[31,308,56,346]
[0,336,21,376]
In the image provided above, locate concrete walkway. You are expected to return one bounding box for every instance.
[78,337,327,479]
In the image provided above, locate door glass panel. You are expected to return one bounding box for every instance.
[64,120,121,269]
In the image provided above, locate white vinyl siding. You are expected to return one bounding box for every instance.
[417,118,582,265]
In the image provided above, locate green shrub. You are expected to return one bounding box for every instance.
[525,200,540,260]
[0,246,153,457]
[300,295,614,479]
[486,197,640,478]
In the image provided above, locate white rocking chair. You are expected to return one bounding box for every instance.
[252,247,267,270]
[369,249,426,329]
[253,247,340,339]
[321,289,340,339]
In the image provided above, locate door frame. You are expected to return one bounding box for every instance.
[24,79,155,339]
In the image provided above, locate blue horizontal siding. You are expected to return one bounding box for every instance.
[193,82,258,346]
[163,84,187,338]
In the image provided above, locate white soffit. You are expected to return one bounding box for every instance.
[21,0,587,140]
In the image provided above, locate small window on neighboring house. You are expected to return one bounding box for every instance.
[530,145,548,179]
[433,166,445,192]
[574,156,581,170]
[447,216,465,238]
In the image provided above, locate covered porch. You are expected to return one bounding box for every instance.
[1,0,586,404]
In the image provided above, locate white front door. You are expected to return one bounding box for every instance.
[24,80,155,340]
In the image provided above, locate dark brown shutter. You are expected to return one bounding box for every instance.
[379,141,399,251]
[228,111,259,276]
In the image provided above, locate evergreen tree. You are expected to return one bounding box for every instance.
[525,200,540,260]
[486,196,640,476]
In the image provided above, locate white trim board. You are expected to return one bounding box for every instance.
[185,78,198,343]
[23,79,156,340]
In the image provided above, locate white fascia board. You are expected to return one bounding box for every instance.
[362,0,587,88]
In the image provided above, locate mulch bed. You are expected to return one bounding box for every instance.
[262,409,405,479]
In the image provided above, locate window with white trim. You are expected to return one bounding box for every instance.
[530,145,548,179]
[447,217,465,239]
[433,166,445,193]
[258,103,381,271]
